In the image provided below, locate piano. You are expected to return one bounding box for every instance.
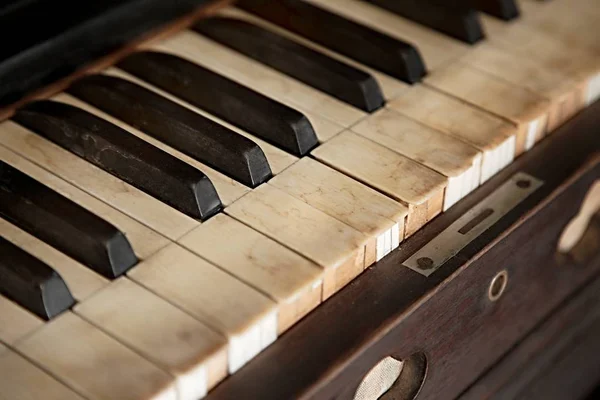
[0,0,599,399]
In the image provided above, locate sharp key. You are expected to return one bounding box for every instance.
[193,16,385,112]
[12,100,222,220]
[67,74,273,188]
[237,0,427,83]
[0,160,137,279]
[0,236,75,320]
[362,0,485,44]
[117,51,319,156]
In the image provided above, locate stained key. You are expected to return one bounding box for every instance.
[0,160,137,279]
[66,74,272,188]
[238,0,427,83]
[117,51,319,156]
[12,100,223,219]
[193,17,385,112]
[0,236,75,320]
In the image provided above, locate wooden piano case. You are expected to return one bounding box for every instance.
[205,100,600,400]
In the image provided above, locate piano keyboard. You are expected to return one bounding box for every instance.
[1,0,599,398]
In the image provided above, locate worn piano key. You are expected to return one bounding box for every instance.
[100,69,297,178]
[311,131,448,237]
[153,31,365,131]
[0,144,168,266]
[238,0,426,84]
[179,214,323,334]
[269,158,408,264]
[118,52,319,157]
[0,347,85,400]
[75,278,229,399]
[16,312,177,400]
[307,0,469,71]
[351,109,483,210]
[221,7,409,101]
[193,17,385,112]
[57,89,251,207]
[362,0,485,44]
[424,62,550,153]
[0,160,138,279]
[226,184,368,298]
[67,74,272,188]
[470,0,519,20]
[0,294,43,345]
[389,85,516,183]
[0,121,199,241]
[0,237,75,320]
[13,100,222,220]
[128,243,277,373]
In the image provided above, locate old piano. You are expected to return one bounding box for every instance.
[0,0,599,399]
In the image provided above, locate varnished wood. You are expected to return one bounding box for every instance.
[193,17,385,112]
[238,0,427,83]
[0,160,138,279]
[66,74,272,188]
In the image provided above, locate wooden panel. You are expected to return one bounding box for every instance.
[17,312,176,400]
[225,184,367,298]
[269,157,407,262]
[0,295,43,345]
[75,278,228,398]
[0,121,198,241]
[127,243,277,373]
[0,348,84,400]
[179,213,323,334]
[311,131,447,237]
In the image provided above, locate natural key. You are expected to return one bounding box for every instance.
[0,236,75,320]
[238,0,427,83]
[67,74,272,188]
[12,100,222,220]
[0,160,138,279]
[118,51,319,156]
[193,17,385,112]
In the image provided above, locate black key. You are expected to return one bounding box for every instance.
[362,0,485,44]
[0,160,137,279]
[237,0,426,83]
[193,17,385,112]
[118,51,319,156]
[470,0,519,20]
[0,236,75,320]
[12,100,223,219]
[66,74,272,188]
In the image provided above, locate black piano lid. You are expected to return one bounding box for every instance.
[0,0,215,107]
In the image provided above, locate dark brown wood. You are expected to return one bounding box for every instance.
[362,0,485,44]
[238,0,427,83]
[13,99,223,219]
[0,160,138,279]
[193,17,385,112]
[118,51,320,157]
[0,236,75,321]
[459,261,600,400]
[206,100,600,400]
[67,74,272,188]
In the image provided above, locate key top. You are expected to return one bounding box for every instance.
[362,0,485,44]
[469,0,519,20]
[12,100,222,219]
[0,160,137,279]
[117,51,319,156]
[238,0,426,83]
[0,294,43,345]
[0,236,75,320]
[67,74,273,188]
[193,17,385,112]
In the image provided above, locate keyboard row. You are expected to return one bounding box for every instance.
[1,0,600,399]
